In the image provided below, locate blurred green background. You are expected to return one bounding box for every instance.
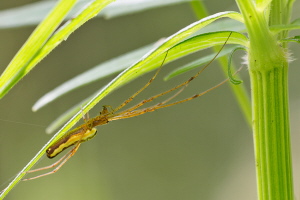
[1,1,300,200]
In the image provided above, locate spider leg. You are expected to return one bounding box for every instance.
[22,143,81,181]
[108,78,229,121]
[113,52,169,113]
[115,33,232,117]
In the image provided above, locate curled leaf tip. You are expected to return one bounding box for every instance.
[228,46,246,85]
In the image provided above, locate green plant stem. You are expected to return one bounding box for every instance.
[236,0,294,199]
[250,65,293,200]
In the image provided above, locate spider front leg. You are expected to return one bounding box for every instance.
[23,143,81,181]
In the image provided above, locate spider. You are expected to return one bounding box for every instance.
[23,32,233,181]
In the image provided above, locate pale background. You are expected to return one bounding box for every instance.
[0,1,300,200]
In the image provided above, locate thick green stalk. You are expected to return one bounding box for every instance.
[236,0,294,199]
[250,63,293,199]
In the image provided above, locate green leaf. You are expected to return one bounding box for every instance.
[269,18,300,33]
[227,46,246,85]
[164,45,240,81]
[164,31,248,80]
[197,18,246,34]
[0,0,78,98]
[0,0,115,99]
[280,35,300,43]
[270,24,300,33]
